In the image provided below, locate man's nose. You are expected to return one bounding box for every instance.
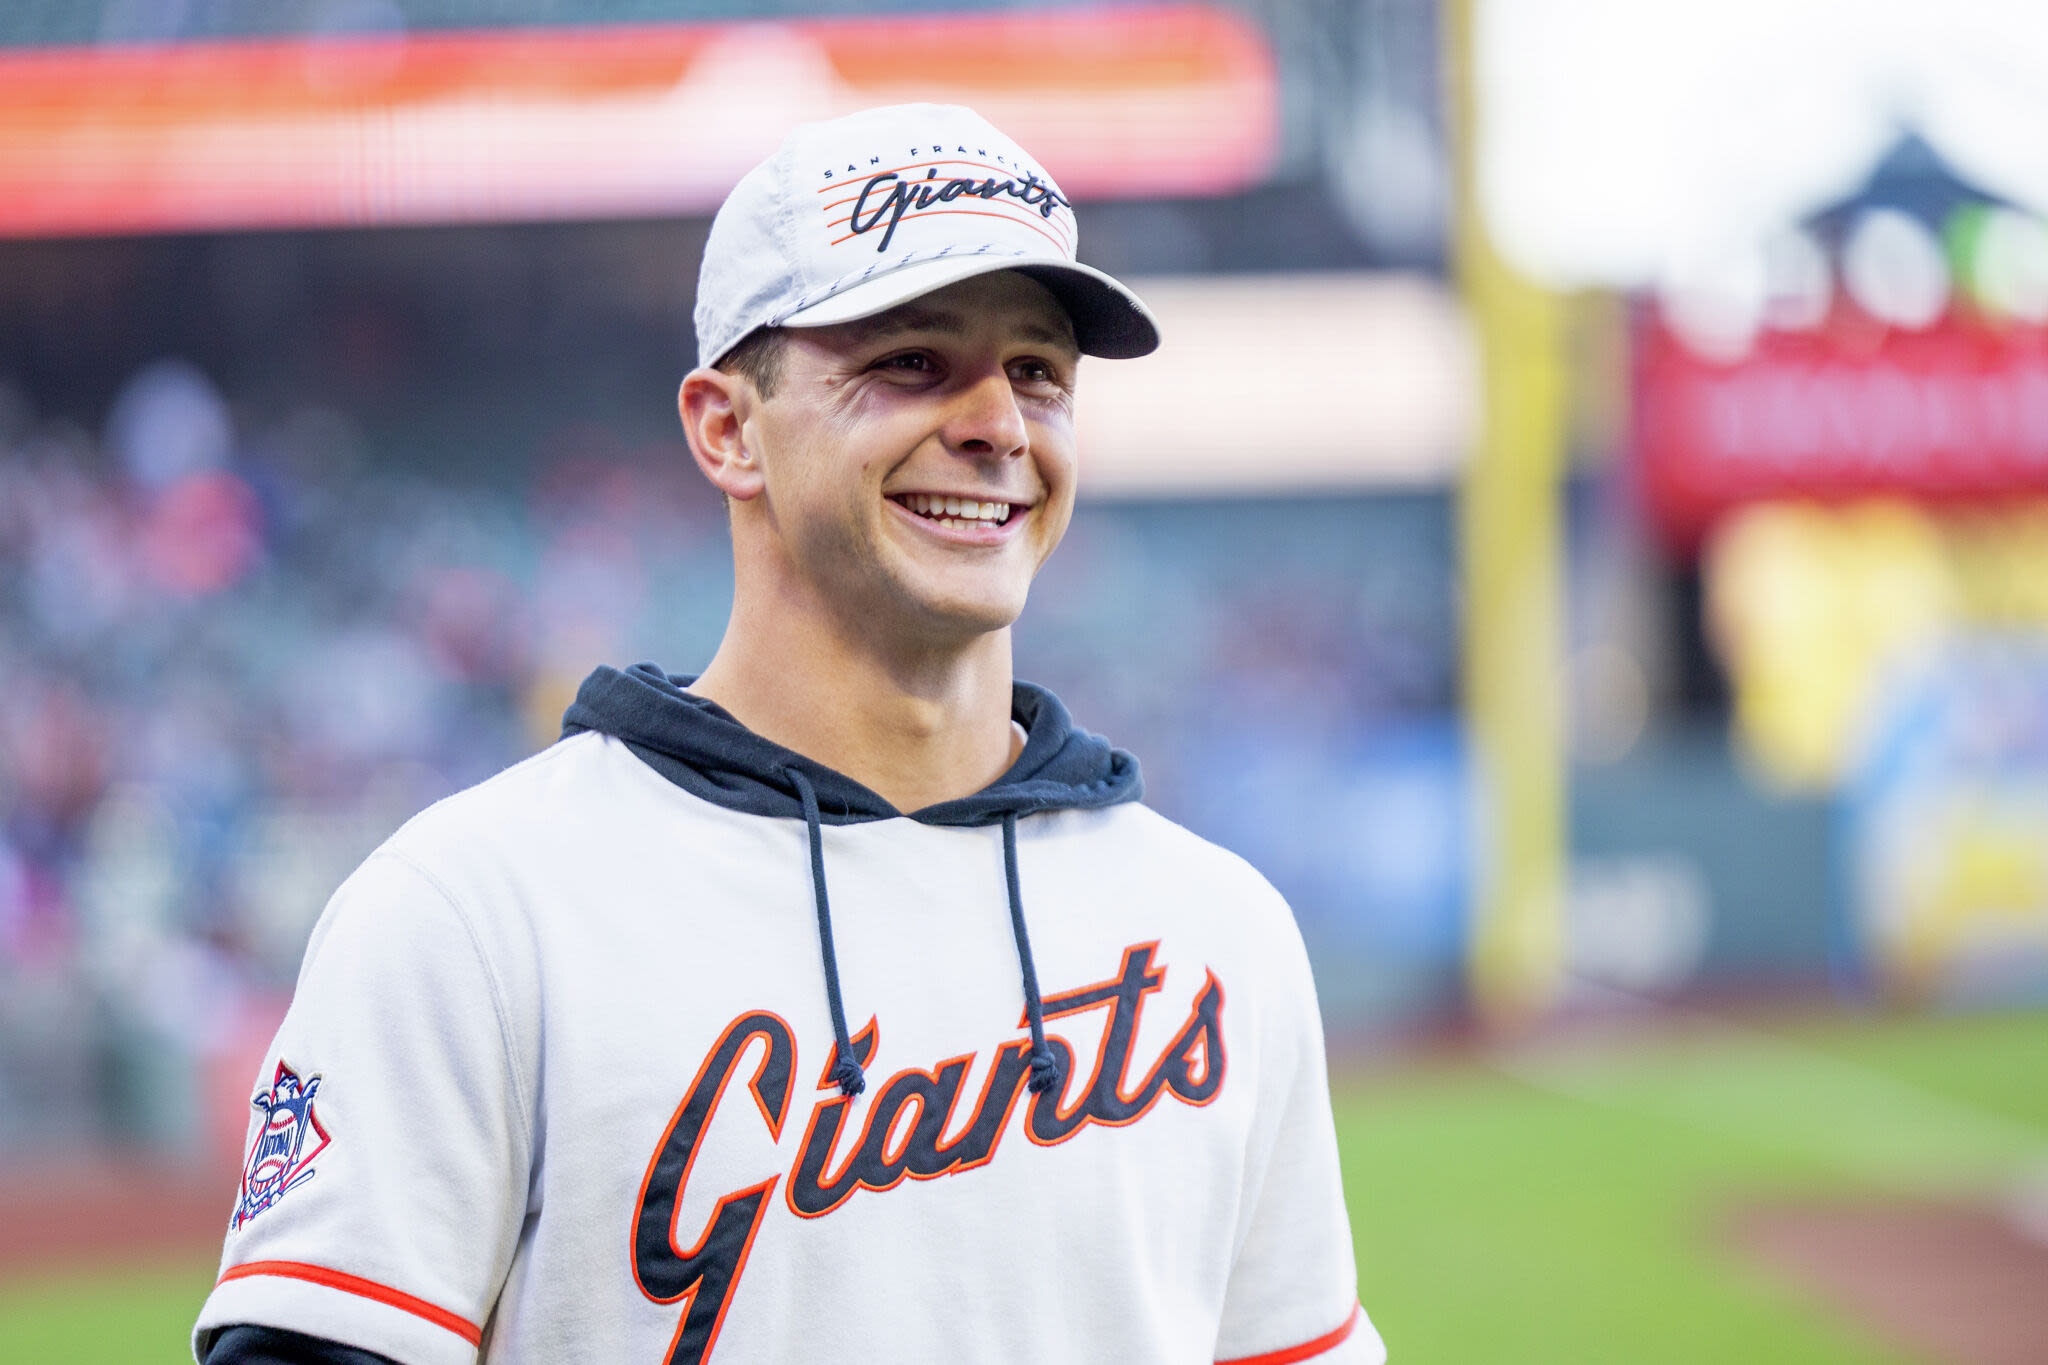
[942,367,1029,460]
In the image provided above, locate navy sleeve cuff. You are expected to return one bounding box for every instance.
[204,1324,405,1365]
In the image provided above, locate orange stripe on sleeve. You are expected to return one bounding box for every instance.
[216,1260,483,1346]
[1217,1303,1363,1365]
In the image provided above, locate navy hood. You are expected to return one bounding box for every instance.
[559,661,1139,1102]
[559,662,1141,825]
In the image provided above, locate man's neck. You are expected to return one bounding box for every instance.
[689,605,1022,814]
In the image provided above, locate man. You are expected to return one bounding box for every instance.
[193,103,1382,1365]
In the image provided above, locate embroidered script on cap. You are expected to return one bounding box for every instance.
[822,144,1074,255]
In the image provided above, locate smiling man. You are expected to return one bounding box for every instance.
[193,105,1382,1365]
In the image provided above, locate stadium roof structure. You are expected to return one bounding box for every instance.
[1,0,1070,49]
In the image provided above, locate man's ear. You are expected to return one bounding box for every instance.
[679,367,766,502]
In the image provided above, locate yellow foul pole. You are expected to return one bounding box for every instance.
[1446,0,1569,1025]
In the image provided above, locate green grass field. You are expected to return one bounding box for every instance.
[4,1007,2043,1363]
[1337,1006,2048,1363]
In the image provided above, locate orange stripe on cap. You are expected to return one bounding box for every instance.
[217,1261,482,1346]
[828,206,1069,253]
[1217,1303,1364,1365]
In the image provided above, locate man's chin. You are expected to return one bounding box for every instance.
[884,582,1028,645]
[921,600,1026,642]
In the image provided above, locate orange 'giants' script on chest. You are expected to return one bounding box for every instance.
[630,943,1225,1365]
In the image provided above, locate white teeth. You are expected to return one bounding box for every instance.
[897,495,1015,527]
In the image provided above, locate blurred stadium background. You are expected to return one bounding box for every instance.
[2,1,2046,1361]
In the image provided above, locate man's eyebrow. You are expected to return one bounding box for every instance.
[841,307,1078,351]
[1012,319,1079,349]
[845,306,968,343]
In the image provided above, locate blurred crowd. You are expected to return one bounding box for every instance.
[0,359,1461,1153]
[0,359,745,1149]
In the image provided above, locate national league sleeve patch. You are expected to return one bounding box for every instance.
[232,1060,331,1230]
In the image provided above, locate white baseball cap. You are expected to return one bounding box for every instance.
[693,103,1160,369]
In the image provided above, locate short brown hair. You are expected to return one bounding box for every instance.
[714,326,787,398]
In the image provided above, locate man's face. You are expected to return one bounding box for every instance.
[741,271,1081,646]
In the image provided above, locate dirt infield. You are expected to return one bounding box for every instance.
[0,1157,235,1279]
[1732,1199,2048,1365]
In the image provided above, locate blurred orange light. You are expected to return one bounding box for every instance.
[0,7,1278,238]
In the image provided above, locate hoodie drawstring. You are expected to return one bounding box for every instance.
[1003,813,1065,1095]
[789,767,866,1097]
[787,767,1063,1102]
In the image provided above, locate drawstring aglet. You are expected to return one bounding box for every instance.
[832,1057,867,1097]
[1027,1048,1063,1095]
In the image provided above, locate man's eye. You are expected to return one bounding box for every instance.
[879,352,931,372]
[1012,360,1055,383]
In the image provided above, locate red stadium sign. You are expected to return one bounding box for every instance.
[1634,313,2048,550]
[0,6,1276,238]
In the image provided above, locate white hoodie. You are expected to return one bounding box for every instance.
[194,667,1383,1365]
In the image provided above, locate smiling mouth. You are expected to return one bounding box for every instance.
[890,492,1018,530]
